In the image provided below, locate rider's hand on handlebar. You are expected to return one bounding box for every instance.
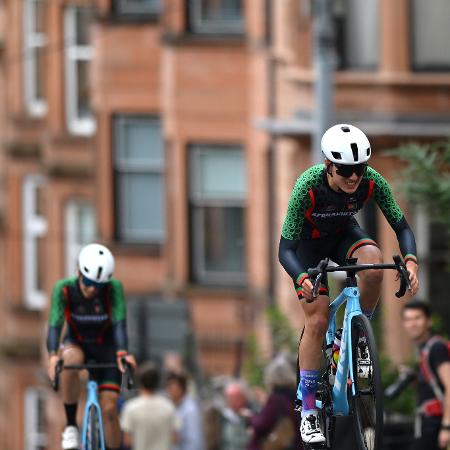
[405,261,419,296]
[116,353,137,373]
[48,354,60,382]
[300,278,316,302]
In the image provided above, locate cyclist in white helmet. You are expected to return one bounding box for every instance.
[279,124,420,445]
[46,243,136,450]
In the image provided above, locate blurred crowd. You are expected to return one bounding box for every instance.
[119,351,301,450]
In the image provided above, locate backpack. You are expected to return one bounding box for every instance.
[262,398,295,450]
[419,335,450,415]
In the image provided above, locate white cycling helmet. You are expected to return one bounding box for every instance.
[321,124,371,164]
[78,243,115,283]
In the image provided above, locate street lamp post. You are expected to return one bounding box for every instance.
[312,0,335,164]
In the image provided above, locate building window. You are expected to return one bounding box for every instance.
[64,6,95,136]
[334,0,379,70]
[189,145,246,284]
[23,175,47,309]
[24,388,48,450]
[23,0,48,117]
[65,200,96,277]
[114,116,165,244]
[114,0,161,15]
[411,0,450,70]
[189,0,244,34]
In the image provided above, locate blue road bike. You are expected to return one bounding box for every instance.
[53,360,133,450]
[298,255,411,450]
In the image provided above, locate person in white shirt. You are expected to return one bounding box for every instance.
[121,362,179,450]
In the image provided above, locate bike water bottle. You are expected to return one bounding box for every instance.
[331,328,343,374]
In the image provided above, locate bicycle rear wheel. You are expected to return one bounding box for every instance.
[86,405,102,450]
[350,314,383,450]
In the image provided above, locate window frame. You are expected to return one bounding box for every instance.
[23,0,48,117]
[114,0,161,16]
[188,0,245,35]
[189,144,247,285]
[64,6,96,136]
[24,388,48,450]
[22,174,47,310]
[410,0,450,72]
[113,115,166,244]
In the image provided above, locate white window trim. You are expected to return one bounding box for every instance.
[65,200,96,277]
[23,0,48,117]
[23,174,47,310]
[24,388,48,450]
[64,7,96,136]
[190,0,244,34]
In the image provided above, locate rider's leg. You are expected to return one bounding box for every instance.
[298,294,330,412]
[352,245,383,317]
[99,390,121,449]
[61,345,84,426]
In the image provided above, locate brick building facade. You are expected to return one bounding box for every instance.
[0,0,449,448]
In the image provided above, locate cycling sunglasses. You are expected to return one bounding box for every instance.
[334,163,367,178]
[81,275,106,290]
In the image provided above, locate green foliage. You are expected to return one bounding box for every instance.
[265,304,299,355]
[380,353,416,417]
[387,140,450,229]
[243,332,265,387]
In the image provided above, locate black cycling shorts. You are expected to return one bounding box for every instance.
[293,224,378,299]
[63,338,121,392]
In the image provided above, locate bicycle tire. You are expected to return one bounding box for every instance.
[350,314,383,450]
[87,405,101,450]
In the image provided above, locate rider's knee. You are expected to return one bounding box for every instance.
[61,346,84,364]
[363,268,384,285]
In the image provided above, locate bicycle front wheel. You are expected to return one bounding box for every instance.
[87,405,102,450]
[350,314,383,450]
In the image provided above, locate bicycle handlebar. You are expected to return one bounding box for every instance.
[52,358,134,392]
[307,254,412,300]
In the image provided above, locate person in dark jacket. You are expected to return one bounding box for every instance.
[247,353,302,450]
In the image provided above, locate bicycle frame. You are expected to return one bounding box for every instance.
[81,380,106,450]
[326,285,362,415]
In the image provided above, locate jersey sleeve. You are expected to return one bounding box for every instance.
[281,167,318,240]
[110,279,129,352]
[367,167,418,262]
[47,279,67,354]
[429,341,450,373]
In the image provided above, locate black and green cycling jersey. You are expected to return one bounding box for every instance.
[46,276,128,354]
[279,164,418,280]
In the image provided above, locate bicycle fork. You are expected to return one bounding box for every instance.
[81,381,106,450]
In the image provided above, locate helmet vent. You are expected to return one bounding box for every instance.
[351,143,359,162]
[331,151,342,160]
[341,126,350,133]
[97,266,103,280]
[366,147,371,157]
[99,250,104,255]
[83,266,89,273]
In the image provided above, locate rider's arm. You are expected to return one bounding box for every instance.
[279,168,317,283]
[46,280,67,355]
[369,167,418,263]
[110,279,129,354]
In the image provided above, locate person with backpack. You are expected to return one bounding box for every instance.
[401,300,450,450]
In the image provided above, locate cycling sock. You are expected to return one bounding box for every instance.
[299,369,320,417]
[64,403,78,427]
[362,308,374,320]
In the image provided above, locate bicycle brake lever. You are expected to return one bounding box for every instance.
[120,357,135,389]
[311,272,323,299]
[393,255,411,298]
[52,359,64,392]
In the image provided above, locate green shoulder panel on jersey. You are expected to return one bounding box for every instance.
[110,278,126,323]
[49,277,78,327]
[365,166,404,225]
[281,165,324,240]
